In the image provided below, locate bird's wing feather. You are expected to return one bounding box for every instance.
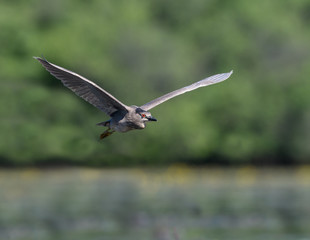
[34,57,128,116]
[140,71,233,111]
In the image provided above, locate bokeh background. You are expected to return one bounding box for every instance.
[1,0,310,239]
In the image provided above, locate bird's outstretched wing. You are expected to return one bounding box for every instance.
[140,71,233,111]
[34,57,128,116]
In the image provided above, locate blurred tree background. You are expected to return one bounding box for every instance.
[1,0,310,166]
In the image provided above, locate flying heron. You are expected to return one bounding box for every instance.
[34,57,232,139]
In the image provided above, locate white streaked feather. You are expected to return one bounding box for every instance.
[140,71,233,111]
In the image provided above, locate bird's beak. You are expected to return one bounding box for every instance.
[147,116,157,121]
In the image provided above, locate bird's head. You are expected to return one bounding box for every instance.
[135,107,157,122]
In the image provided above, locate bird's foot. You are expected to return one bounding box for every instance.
[100,129,114,139]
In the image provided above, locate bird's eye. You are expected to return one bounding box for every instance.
[141,114,146,118]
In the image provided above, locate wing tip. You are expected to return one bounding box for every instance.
[222,70,233,80]
[33,55,48,63]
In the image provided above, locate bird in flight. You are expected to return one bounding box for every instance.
[35,57,232,139]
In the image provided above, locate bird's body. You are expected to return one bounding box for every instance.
[96,106,156,138]
[104,106,152,132]
[34,57,232,139]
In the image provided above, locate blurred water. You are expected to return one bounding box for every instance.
[0,166,309,240]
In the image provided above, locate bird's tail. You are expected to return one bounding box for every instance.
[96,120,110,127]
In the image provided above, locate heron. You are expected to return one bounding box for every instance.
[34,57,232,139]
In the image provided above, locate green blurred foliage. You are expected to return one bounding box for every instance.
[0,0,310,165]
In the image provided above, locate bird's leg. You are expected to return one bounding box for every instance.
[98,120,114,139]
[100,128,115,139]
